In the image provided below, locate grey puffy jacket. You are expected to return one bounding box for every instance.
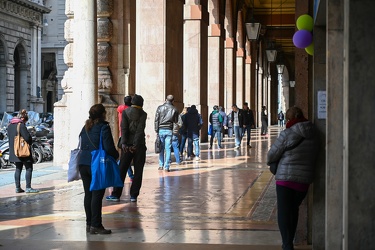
[267,121,317,184]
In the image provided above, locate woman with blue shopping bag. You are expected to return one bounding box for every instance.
[78,104,120,235]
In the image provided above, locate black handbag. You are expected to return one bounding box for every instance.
[155,135,162,154]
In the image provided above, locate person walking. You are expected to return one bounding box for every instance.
[242,102,255,148]
[231,104,244,149]
[117,95,134,181]
[178,107,188,159]
[78,104,119,234]
[267,106,317,250]
[261,106,268,135]
[278,111,285,127]
[107,94,147,202]
[183,105,203,160]
[226,112,233,137]
[218,106,227,142]
[209,105,223,149]
[171,115,183,165]
[154,95,179,171]
[7,109,39,193]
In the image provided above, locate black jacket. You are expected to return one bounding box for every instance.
[121,106,147,147]
[243,108,255,126]
[78,122,119,166]
[231,109,245,127]
[7,120,33,163]
[154,101,179,132]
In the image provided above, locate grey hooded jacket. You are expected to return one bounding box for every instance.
[267,121,317,184]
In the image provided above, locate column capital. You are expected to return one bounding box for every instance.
[225,38,234,48]
[209,24,221,37]
[236,48,244,57]
[184,4,202,20]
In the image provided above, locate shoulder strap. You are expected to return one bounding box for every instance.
[85,128,97,149]
[16,123,21,135]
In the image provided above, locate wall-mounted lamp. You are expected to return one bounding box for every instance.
[245,22,261,41]
[290,81,296,87]
[277,64,285,74]
[266,47,277,62]
[43,18,48,26]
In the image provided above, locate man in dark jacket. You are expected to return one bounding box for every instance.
[231,104,244,149]
[183,105,203,160]
[154,95,179,171]
[107,94,147,202]
[242,102,255,148]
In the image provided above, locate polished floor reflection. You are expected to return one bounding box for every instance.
[0,126,311,249]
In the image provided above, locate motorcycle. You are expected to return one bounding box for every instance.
[0,139,15,169]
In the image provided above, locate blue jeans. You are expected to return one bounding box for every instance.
[172,135,181,163]
[242,125,252,145]
[234,126,243,147]
[158,129,173,169]
[209,125,222,147]
[179,133,187,155]
[187,137,200,157]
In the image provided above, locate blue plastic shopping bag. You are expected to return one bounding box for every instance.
[90,128,124,191]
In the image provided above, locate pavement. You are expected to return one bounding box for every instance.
[0,127,312,250]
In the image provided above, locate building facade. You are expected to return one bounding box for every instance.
[0,0,50,113]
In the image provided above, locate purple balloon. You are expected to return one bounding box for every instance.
[293,30,313,49]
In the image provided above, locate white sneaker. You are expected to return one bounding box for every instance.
[234,145,240,149]
[194,156,201,161]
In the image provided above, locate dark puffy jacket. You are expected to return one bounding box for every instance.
[7,120,33,163]
[78,122,119,166]
[121,106,147,146]
[183,107,203,139]
[267,121,317,184]
[154,101,179,132]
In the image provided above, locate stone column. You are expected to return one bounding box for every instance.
[250,42,258,123]
[54,0,97,166]
[235,11,245,106]
[224,0,235,113]
[245,40,251,104]
[294,0,310,118]
[207,0,224,112]
[73,0,97,121]
[342,1,375,249]
[97,0,117,137]
[183,1,209,142]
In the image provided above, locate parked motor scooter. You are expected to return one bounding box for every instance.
[0,139,15,169]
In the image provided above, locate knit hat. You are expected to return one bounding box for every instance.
[124,95,132,106]
[131,94,144,107]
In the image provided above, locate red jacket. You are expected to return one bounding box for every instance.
[117,104,130,135]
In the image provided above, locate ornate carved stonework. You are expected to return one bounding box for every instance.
[0,0,46,25]
[97,18,113,42]
[64,18,73,42]
[97,0,113,17]
[98,67,112,90]
[63,43,73,67]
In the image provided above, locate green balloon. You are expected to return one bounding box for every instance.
[305,42,314,55]
[297,14,314,31]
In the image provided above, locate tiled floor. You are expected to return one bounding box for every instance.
[0,126,311,250]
